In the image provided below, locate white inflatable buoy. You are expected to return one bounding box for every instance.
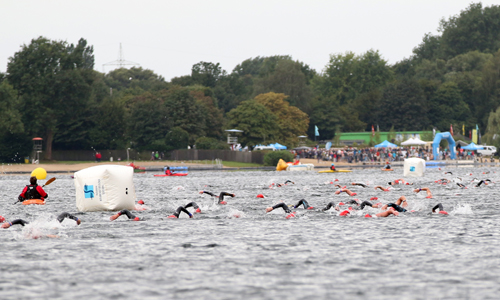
[404,158,426,177]
[74,165,136,212]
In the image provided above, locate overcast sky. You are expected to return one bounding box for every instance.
[1,1,498,81]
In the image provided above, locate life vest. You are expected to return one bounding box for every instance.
[25,184,42,199]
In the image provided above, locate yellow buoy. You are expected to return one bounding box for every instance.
[31,167,47,180]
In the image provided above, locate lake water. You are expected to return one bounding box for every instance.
[0,167,499,299]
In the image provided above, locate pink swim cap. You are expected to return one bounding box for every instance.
[0,216,4,223]
[138,200,144,205]
[256,194,264,198]
[364,214,372,218]
[339,210,350,216]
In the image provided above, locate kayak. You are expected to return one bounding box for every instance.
[382,169,394,171]
[22,199,45,205]
[318,170,352,173]
[154,173,188,177]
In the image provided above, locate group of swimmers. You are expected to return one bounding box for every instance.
[1,169,495,236]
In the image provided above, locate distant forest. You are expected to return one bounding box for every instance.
[1,2,500,161]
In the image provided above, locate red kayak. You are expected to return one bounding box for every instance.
[154,173,188,177]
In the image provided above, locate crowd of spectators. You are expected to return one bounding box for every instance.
[293,146,481,163]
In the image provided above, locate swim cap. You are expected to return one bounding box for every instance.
[286,212,296,219]
[256,194,264,198]
[350,193,357,196]
[334,179,339,181]
[138,200,144,205]
[426,196,432,199]
[219,201,227,205]
[167,215,177,219]
[364,214,372,218]
[195,208,201,213]
[370,197,378,200]
[133,217,140,221]
[338,202,345,206]
[439,211,448,215]
[0,216,4,223]
[307,207,314,210]
[339,210,350,216]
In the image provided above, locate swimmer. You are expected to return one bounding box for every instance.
[265,202,292,214]
[351,182,368,188]
[199,191,235,204]
[1,212,81,228]
[431,203,448,215]
[475,179,491,187]
[322,199,359,211]
[380,196,408,212]
[374,185,393,192]
[456,182,467,188]
[365,210,399,218]
[414,187,432,198]
[292,199,314,210]
[110,210,140,221]
[135,200,148,211]
[275,180,295,187]
[334,188,357,196]
[168,206,193,218]
[444,171,453,175]
[388,179,412,185]
[184,202,201,213]
[436,178,450,184]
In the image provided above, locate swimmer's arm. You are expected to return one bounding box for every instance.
[2,219,29,228]
[200,191,216,197]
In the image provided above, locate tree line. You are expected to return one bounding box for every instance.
[1,2,500,162]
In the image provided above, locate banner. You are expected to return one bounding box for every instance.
[450,124,454,136]
[314,125,319,137]
[472,129,477,144]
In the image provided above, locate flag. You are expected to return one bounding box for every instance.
[450,124,454,136]
[462,124,465,136]
[314,125,319,137]
[372,125,375,137]
[472,129,477,144]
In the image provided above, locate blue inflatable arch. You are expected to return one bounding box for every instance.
[432,132,456,160]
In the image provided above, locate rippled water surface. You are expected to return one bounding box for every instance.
[1,167,499,299]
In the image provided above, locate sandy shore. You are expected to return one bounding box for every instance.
[0,158,361,175]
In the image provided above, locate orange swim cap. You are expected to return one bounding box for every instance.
[256,194,264,198]
[339,210,350,216]
[138,200,144,205]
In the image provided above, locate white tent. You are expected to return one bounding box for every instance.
[401,137,427,146]
[401,138,416,146]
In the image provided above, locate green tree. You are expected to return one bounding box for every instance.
[429,81,471,131]
[226,100,278,147]
[7,37,95,159]
[484,106,500,148]
[377,79,430,130]
[191,62,226,88]
[254,92,309,145]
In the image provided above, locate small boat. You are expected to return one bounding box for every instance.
[154,173,188,177]
[382,169,394,171]
[22,199,45,205]
[318,169,352,173]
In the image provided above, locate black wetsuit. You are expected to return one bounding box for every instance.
[201,191,234,204]
[457,183,466,188]
[117,210,137,220]
[172,206,192,218]
[475,180,491,187]
[293,199,311,209]
[386,203,407,213]
[359,201,375,210]
[184,202,200,210]
[271,203,292,214]
[56,212,80,223]
[352,183,367,188]
[218,192,234,204]
[8,219,29,226]
[322,202,336,211]
[432,203,444,213]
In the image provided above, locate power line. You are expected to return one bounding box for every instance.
[102,43,140,73]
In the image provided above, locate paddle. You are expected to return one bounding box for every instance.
[13,177,56,204]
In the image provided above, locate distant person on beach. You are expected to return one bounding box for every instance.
[199,191,235,204]
[18,176,48,202]
[95,152,101,162]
